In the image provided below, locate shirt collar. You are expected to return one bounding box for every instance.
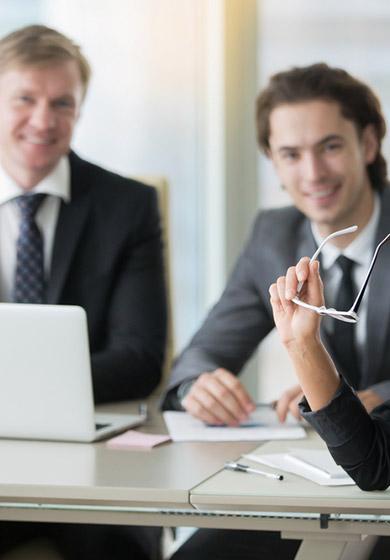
[310,193,381,271]
[0,157,71,205]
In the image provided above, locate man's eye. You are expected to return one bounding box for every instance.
[54,99,73,109]
[18,95,33,103]
[324,142,342,152]
[282,151,299,161]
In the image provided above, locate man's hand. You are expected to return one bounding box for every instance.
[181,368,255,426]
[357,388,384,413]
[274,384,303,423]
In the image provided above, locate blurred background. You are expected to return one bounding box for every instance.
[3,0,389,400]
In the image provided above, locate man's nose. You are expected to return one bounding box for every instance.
[29,102,56,130]
[303,153,327,182]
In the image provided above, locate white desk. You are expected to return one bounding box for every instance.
[0,402,389,560]
[190,432,390,560]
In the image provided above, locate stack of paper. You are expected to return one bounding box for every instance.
[163,410,306,442]
[243,448,355,486]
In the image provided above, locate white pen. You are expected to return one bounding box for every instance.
[224,461,284,481]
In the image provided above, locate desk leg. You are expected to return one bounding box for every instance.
[282,534,377,560]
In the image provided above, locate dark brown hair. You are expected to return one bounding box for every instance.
[256,63,387,190]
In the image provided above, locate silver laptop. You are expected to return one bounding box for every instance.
[0,303,146,442]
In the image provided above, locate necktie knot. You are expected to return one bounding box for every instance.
[15,193,46,219]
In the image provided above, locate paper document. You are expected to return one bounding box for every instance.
[163,411,306,442]
[244,448,355,486]
[211,404,300,428]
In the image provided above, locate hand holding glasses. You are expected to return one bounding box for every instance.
[292,226,390,323]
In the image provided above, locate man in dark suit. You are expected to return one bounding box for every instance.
[164,64,390,559]
[0,24,165,559]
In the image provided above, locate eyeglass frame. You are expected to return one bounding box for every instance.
[292,225,390,323]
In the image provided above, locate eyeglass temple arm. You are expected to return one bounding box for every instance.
[351,233,390,313]
[310,225,358,262]
[296,225,358,295]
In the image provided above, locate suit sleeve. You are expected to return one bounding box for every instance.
[161,214,275,410]
[91,188,167,403]
[300,378,390,490]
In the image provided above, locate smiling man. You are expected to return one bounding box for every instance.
[164,63,390,560]
[164,63,389,423]
[0,24,165,560]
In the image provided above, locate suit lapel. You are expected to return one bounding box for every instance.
[362,189,390,386]
[47,153,91,304]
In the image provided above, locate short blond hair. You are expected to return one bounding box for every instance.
[0,24,91,97]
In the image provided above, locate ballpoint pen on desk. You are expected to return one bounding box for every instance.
[224,461,284,481]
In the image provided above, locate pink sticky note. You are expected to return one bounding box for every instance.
[106,430,171,449]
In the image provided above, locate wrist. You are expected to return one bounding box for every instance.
[284,335,323,357]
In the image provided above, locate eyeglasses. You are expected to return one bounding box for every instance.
[292,226,390,323]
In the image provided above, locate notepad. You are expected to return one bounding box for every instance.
[244,448,355,486]
[287,449,347,479]
[106,430,170,449]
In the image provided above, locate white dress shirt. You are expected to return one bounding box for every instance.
[0,158,70,302]
[311,194,380,356]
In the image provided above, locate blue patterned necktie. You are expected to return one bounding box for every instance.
[13,193,47,304]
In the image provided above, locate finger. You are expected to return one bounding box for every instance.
[268,282,280,305]
[295,257,311,284]
[269,282,284,314]
[275,391,291,423]
[214,368,255,415]
[276,276,289,310]
[288,393,304,420]
[275,385,302,423]
[183,391,226,424]
[307,260,324,307]
[285,266,299,299]
[192,370,252,425]
[183,382,240,425]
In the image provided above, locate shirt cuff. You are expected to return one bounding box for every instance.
[160,378,197,411]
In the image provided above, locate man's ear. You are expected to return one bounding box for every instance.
[362,124,379,165]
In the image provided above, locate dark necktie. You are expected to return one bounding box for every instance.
[13,193,47,304]
[331,255,360,388]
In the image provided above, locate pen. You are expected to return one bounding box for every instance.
[224,461,284,481]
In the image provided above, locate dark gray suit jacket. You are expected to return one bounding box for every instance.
[48,151,167,403]
[163,188,390,409]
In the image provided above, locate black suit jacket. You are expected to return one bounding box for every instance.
[46,152,167,403]
[163,187,390,409]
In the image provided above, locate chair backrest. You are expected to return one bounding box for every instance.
[135,176,174,394]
